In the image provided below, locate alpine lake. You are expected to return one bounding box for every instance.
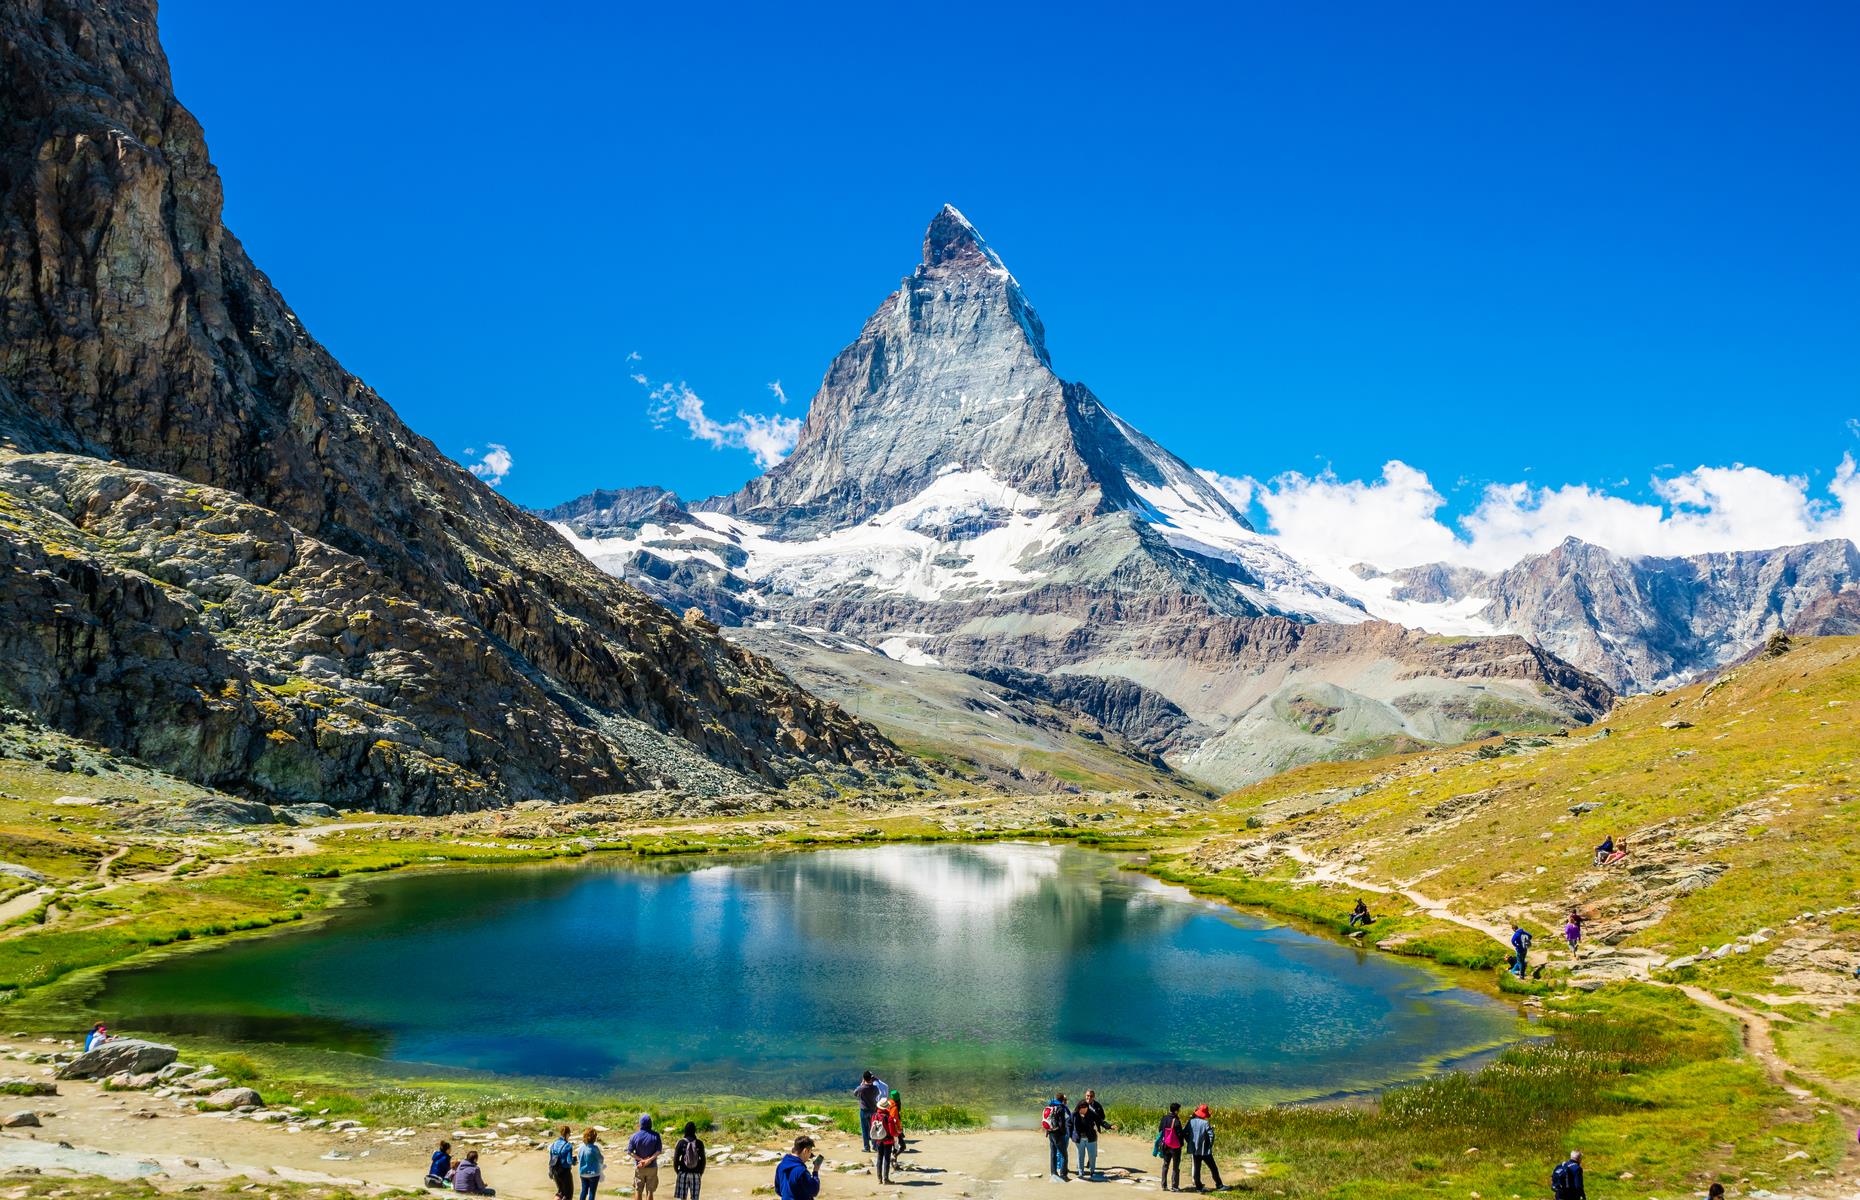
[85,844,1522,1110]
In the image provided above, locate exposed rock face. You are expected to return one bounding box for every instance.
[1786,584,1860,638]
[967,666,1207,756]
[1380,537,1860,692]
[0,0,906,811]
[553,208,1613,788]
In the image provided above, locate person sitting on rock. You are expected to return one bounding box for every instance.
[1592,836,1614,866]
[83,1023,109,1052]
[426,1140,452,1188]
[1603,840,1628,867]
[1348,899,1373,929]
[451,1150,494,1195]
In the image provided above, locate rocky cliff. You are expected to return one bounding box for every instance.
[0,0,906,811]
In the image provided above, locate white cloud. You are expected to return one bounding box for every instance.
[1218,457,1860,572]
[647,380,800,469]
[466,443,513,486]
[1195,468,1255,511]
[768,380,789,406]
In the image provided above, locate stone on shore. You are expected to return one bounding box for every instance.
[56,1039,178,1080]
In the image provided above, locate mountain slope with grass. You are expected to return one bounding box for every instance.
[1162,634,1860,1105]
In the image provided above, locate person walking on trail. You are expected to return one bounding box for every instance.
[1564,910,1584,957]
[1155,1103,1187,1191]
[1593,836,1614,867]
[852,1071,881,1153]
[1074,1090,1114,1180]
[1043,1092,1074,1181]
[871,1097,901,1184]
[427,1140,453,1188]
[1348,899,1373,929]
[1510,922,1533,979]
[576,1129,605,1200]
[548,1126,577,1200]
[1186,1105,1222,1191]
[1551,1150,1586,1200]
[775,1136,823,1200]
[628,1115,664,1200]
[672,1121,706,1200]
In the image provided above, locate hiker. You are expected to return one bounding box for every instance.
[628,1115,664,1200]
[1348,899,1372,928]
[1074,1090,1114,1180]
[889,1089,908,1155]
[1707,1185,1725,1200]
[1156,1103,1187,1191]
[452,1150,494,1196]
[1551,1150,1586,1200]
[1510,923,1533,979]
[548,1126,577,1200]
[1593,836,1614,866]
[1043,1092,1073,1181]
[427,1140,453,1188]
[774,1136,822,1200]
[1564,911,1584,956]
[852,1071,881,1153]
[576,1129,604,1200]
[84,1023,109,1052]
[872,1097,901,1184]
[1187,1104,1222,1191]
[672,1121,706,1200]
[1603,840,1628,867]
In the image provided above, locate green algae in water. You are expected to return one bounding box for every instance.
[90,845,1518,1107]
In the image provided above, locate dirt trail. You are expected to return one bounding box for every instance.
[0,1072,1174,1200]
[1280,847,1514,945]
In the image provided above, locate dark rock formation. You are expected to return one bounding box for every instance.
[0,0,906,811]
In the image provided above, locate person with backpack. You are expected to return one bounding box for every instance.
[871,1097,901,1184]
[628,1115,664,1200]
[427,1140,453,1189]
[1564,910,1584,957]
[672,1121,706,1200]
[1042,1093,1074,1181]
[1186,1104,1222,1191]
[548,1127,577,1200]
[774,1136,822,1200]
[1551,1150,1585,1200]
[576,1129,605,1200]
[1155,1103,1186,1191]
[1072,1090,1113,1180]
[1347,899,1372,929]
[1510,923,1533,979]
[852,1071,881,1153]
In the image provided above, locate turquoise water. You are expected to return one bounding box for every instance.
[92,844,1518,1105]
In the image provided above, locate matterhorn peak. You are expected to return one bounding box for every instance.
[922,204,1005,272]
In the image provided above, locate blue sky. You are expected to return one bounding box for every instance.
[160,1,1859,555]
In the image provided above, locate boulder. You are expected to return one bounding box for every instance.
[1,1111,38,1128]
[199,1087,263,1111]
[56,1039,178,1080]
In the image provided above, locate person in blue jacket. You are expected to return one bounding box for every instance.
[426,1140,453,1188]
[1510,923,1533,979]
[774,1136,821,1200]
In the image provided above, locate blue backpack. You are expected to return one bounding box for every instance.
[1551,1160,1577,1199]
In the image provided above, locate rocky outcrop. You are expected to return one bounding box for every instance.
[57,1039,177,1080]
[968,666,1207,755]
[0,0,907,810]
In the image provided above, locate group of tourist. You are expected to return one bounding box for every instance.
[426,1117,708,1200]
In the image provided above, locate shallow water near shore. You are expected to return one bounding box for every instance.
[91,843,1519,1107]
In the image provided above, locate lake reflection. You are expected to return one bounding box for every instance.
[92,844,1518,1105]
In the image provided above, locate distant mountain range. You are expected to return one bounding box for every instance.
[547,208,1645,789]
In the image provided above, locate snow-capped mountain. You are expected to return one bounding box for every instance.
[1355,537,1860,692]
[545,207,1610,789]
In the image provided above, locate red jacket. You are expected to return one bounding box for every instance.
[873,1107,901,1143]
